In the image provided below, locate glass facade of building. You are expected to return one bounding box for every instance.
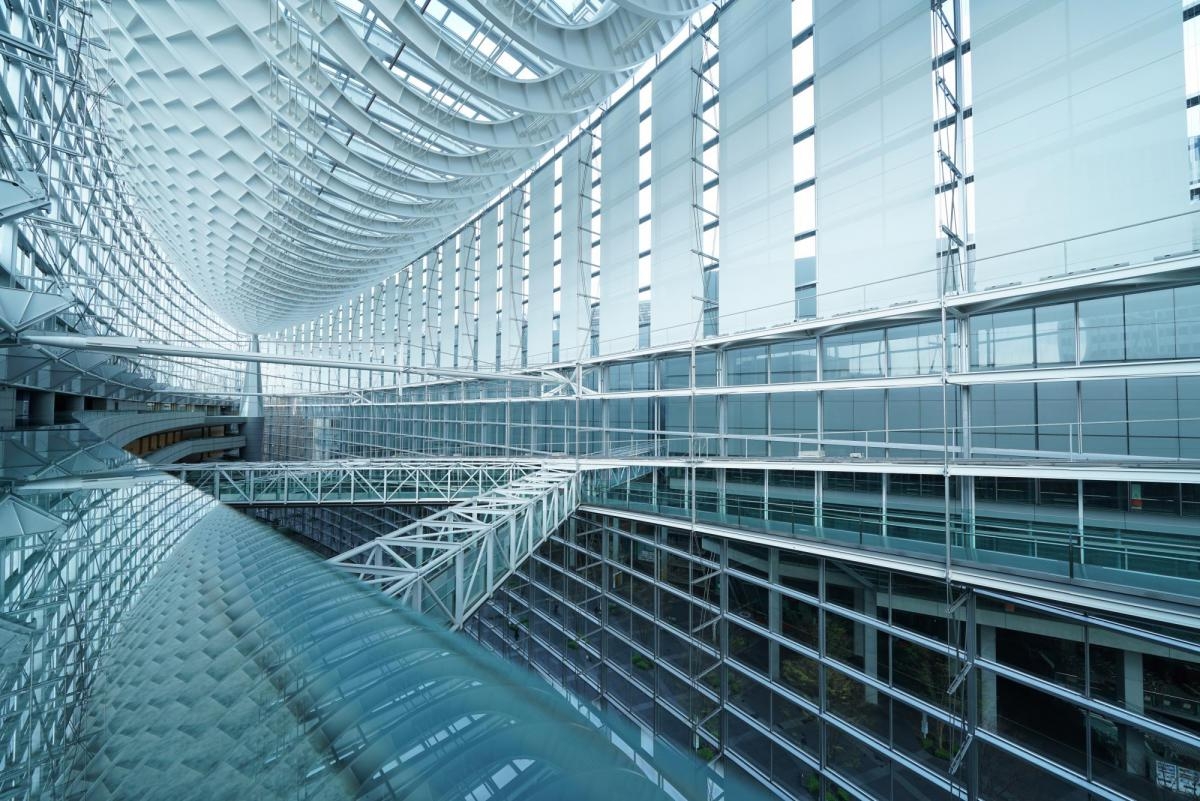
[247,3,1200,797]
[3,0,1200,799]
[466,511,1200,801]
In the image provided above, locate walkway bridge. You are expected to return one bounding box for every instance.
[161,456,650,630]
[168,458,548,507]
[327,465,581,629]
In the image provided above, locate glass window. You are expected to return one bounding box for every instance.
[768,338,817,383]
[767,470,816,526]
[729,576,769,626]
[794,284,816,320]
[695,350,718,387]
[694,396,719,434]
[609,398,632,431]
[823,390,885,454]
[1037,478,1077,507]
[971,309,1033,369]
[893,637,955,712]
[729,622,769,674]
[780,594,817,648]
[888,386,949,449]
[1125,288,1176,360]
[769,393,818,453]
[1036,382,1075,453]
[727,395,769,456]
[727,345,769,385]
[1182,376,1200,459]
[631,359,654,390]
[1176,284,1200,357]
[660,397,690,436]
[1034,303,1075,365]
[888,322,943,376]
[794,257,816,320]
[793,184,816,233]
[1185,484,1200,518]
[607,360,654,391]
[779,644,819,701]
[659,354,690,389]
[1081,380,1128,455]
[971,383,1036,452]
[794,255,816,286]
[1079,296,1125,362]
[777,550,818,597]
[823,330,885,379]
[631,397,653,434]
[975,476,1035,504]
[607,362,633,391]
[979,739,1087,801]
[1128,378,1180,458]
[771,692,817,763]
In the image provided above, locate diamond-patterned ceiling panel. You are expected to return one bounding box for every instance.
[97,0,709,332]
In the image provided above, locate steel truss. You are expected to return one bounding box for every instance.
[170,458,544,507]
[329,465,580,629]
[0,0,247,398]
[12,331,578,389]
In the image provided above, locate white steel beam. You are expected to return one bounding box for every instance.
[329,466,580,629]
[170,458,545,507]
[11,332,572,386]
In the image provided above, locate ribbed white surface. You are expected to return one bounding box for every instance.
[814,0,936,315]
[477,210,499,369]
[528,166,557,363]
[971,0,1193,287]
[599,95,641,354]
[651,38,704,346]
[97,0,710,332]
[717,0,796,334]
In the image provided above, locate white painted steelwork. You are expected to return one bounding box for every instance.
[96,0,712,332]
[172,457,544,506]
[328,465,579,628]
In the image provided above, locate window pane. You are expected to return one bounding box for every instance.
[659,354,690,389]
[769,339,817,383]
[1079,296,1125,362]
[971,309,1033,368]
[1124,288,1175,360]
[823,330,885,379]
[695,351,718,387]
[1176,285,1200,357]
[727,345,769,385]
[888,322,943,376]
[1034,303,1075,365]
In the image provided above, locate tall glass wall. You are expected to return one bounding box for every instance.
[467,511,1200,801]
[266,283,1200,463]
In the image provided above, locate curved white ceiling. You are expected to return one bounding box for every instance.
[97,0,709,333]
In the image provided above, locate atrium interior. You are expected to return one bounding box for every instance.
[2,0,1200,800]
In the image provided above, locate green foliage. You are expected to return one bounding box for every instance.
[896,638,955,755]
[921,736,953,761]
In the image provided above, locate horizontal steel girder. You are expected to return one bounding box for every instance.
[172,458,547,506]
